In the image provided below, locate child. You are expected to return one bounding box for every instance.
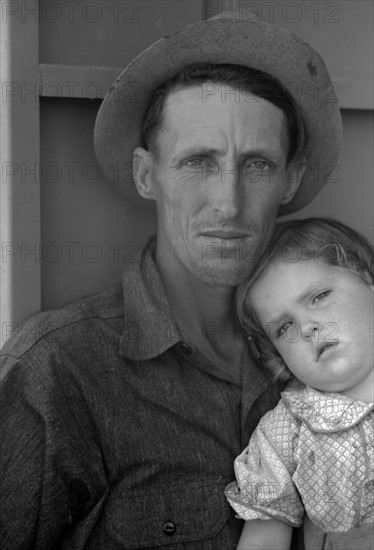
[225,218,374,550]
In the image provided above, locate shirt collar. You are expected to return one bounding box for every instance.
[119,237,182,360]
[282,380,374,432]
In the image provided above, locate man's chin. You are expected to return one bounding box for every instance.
[192,261,254,288]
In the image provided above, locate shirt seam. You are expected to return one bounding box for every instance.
[0,314,125,361]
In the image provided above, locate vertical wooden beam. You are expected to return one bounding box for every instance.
[0,1,41,346]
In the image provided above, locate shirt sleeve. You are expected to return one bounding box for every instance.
[225,400,304,527]
[0,351,108,549]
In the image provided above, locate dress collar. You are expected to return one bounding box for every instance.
[282,380,374,432]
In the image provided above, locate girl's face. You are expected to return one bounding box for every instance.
[248,259,374,401]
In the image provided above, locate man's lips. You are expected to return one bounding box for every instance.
[200,231,250,239]
[316,341,339,361]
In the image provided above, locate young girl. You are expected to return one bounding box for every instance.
[225,218,374,550]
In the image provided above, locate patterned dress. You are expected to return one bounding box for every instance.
[225,380,374,546]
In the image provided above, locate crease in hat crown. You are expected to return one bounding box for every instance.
[94,12,342,216]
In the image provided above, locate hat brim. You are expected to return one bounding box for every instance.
[94,17,342,215]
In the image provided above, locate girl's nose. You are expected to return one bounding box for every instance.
[301,322,319,340]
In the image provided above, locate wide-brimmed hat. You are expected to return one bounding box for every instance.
[94,14,342,215]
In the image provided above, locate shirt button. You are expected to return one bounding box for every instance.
[163,521,176,535]
[179,342,191,354]
[67,479,90,511]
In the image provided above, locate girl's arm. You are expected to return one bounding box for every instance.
[237,519,293,550]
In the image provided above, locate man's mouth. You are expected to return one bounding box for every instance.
[200,231,249,239]
[316,341,338,361]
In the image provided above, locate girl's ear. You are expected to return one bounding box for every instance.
[133,147,156,200]
[281,157,307,205]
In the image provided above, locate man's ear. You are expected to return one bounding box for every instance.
[281,157,307,205]
[133,147,156,200]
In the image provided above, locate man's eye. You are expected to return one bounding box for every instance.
[186,158,203,167]
[245,160,270,171]
[254,161,269,170]
[243,160,273,180]
[278,321,293,337]
[312,290,331,304]
[185,158,216,172]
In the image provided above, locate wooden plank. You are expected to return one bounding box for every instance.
[333,78,373,111]
[39,64,123,100]
[203,0,373,110]
[0,4,41,346]
[38,63,373,109]
[39,0,204,67]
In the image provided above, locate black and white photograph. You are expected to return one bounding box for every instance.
[0,1,373,548]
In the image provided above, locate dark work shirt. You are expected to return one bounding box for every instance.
[0,239,282,549]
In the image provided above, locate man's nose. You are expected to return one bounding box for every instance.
[211,163,241,217]
[301,322,319,340]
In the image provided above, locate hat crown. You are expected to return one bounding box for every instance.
[94,14,342,215]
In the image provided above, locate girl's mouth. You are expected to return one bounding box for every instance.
[316,341,338,361]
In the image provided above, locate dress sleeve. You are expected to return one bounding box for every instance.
[225,400,304,527]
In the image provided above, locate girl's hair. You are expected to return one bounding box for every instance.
[237,217,374,381]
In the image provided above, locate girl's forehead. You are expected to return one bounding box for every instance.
[261,257,331,279]
[250,258,366,299]
[249,259,332,298]
[247,260,323,318]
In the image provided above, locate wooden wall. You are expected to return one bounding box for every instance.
[1,0,372,343]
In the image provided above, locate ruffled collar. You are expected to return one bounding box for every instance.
[282,380,374,432]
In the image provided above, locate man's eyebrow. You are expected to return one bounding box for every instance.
[172,147,283,163]
[172,146,222,161]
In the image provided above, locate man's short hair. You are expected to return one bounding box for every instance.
[141,63,308,165]
[236,217,374,381]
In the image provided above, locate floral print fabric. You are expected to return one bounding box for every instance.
[225,380,374,532]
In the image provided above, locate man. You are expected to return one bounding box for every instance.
[0,14,341,549]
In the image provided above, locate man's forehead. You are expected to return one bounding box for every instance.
[163,83,287,124]
[160,84,288,152]
[163,80,275,107]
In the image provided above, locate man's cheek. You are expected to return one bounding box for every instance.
[175,173,204,192]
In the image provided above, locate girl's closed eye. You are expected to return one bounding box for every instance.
[312,290,331,304]
[277,321,293,337]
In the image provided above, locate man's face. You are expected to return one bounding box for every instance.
[134,84,302,287]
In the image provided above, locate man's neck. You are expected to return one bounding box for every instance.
[155,249,246,379]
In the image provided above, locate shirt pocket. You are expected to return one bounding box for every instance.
[104,476,230,548]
